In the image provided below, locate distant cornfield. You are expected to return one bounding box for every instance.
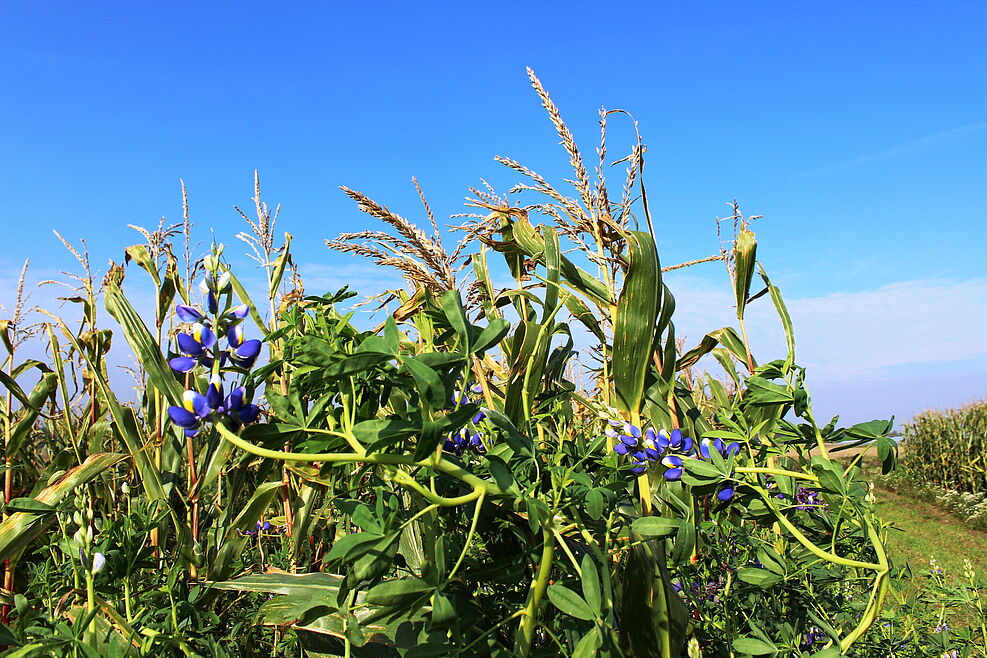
[902,400,987,494]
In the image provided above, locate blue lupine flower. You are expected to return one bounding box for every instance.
[698,437,740,459]
[175,304,205,323]
[444,428,486,456]
[610,423,696,477]
[230,339,262,368]
[228,304,250,320]
[655,428,693,454]
[697,437,742,500]
[239,520,273,537]
[168,390,212,432]
[799,627,826,651]
[227,323,245,348]
[206,374,225,411]
[661,455,684,480]
[794,486,824,511]
[226,386,260,426]
[170,321,217,373]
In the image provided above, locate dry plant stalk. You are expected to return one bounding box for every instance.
[328,183,461,293]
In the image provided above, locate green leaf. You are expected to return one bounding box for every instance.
[631,516,682,538]
[3,498,55,515]
[440,290,472,354]
[365,577,433,606]
[0,453,125,562]
[546,584,595,621]
[580,554,601,614]
[572,627,602,658]
[7,372,57,457]
[733,228,757,320]
[211,572,344,597]
[584,488,604,521]
[737,568,782,588]
[676,327,749,371]
[612,231,661,414]
[471,317,510,355]
[208,481,283,580]
[402,357,446,409]
[352,418,418,453]
[104,281,183,404]
[745,377,793,405]
[759,269,795,369]
[508,217,613,306]
[324,532,384,564]
[732,637,777,655]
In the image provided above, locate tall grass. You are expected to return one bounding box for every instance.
[902,400,987,494]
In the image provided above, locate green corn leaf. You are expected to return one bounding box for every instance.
[226,268,269,335]
[104,280,183,404]
[676,327,748,371]
[55,319,169,502]
[269,232,293,299]
[0,453,125,562]
[612,231,661,415]
[564,292,605,342]
[7,372,56,457]
[211,572,344,596]
[124,244,161,287]
[509,216,613,306]
[618,542,689,657]
[733,228,757,320]
[207,480,283,580]
[759,268,795,369]
[541,227,562,321]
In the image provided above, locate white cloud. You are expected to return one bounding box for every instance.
[665,272,987,383]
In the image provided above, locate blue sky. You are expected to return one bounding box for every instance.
[2,2,986,425]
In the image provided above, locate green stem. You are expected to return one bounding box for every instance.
[216,423,506,497]
[445,491,485,584]
[515,528,556,657]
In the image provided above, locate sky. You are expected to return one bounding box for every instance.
[1,1,986,426]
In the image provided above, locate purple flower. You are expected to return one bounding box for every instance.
[230,339,262,368]
[661,455,684,481]
[175,304,205,323]
[444,428,486,456]
[225,386,260,426]
[167,390,213,432]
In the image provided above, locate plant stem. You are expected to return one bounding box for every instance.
[515,528,556,657]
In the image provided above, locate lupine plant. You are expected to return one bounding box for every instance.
[0,70,983,658]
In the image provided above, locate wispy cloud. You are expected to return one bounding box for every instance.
[794,121,987,178]
[666,273,987,383]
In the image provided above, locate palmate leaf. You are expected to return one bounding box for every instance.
[612,231,661,415]
[0,453,125,562]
